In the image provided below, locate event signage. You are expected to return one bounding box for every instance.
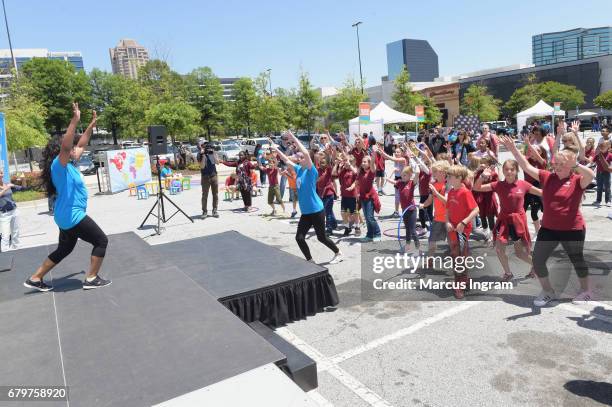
[359,102,371,124]
[105,147,152,193]
[0,113,10,183]
[554,102,561,112]
[415,105,425,122]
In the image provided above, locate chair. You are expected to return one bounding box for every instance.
[181,177,191,190]
[136,185,149,200]
[146,181,159,195]
[128,183,137,196]
[170,180,182,195]
[164,178,172,190]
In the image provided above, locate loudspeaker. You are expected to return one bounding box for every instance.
[148,125,168,156]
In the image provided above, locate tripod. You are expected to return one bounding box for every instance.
[139,156,193,235]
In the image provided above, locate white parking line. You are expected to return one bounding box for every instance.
[329,301,480,366]
[276,328,393,407]
[307,390,334,407]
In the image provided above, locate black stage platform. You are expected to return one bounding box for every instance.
[0,232,337,406]
[154,231,339,327]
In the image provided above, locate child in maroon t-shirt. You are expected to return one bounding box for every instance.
[593,140,612,206]
[386,166,419,253]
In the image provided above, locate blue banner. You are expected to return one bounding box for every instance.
[0,113,10,183]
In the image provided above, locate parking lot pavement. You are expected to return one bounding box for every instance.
[13,157,612,407]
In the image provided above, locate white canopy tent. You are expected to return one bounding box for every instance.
[349,101,418,142]
[574,111,598,118]
[516,100,565,133]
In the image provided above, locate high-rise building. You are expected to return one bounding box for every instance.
[386,39,439,82]
[533,27,612,66]
[220,77,238,101]
[109,39,149,79]
[0,48,84,73]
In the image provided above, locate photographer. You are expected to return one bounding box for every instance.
[198,142,219,218]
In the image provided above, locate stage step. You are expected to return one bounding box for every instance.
[249,321,318,392]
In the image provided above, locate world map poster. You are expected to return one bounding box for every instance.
[105,147,152,193]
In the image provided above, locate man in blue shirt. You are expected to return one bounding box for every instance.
[25,104,111,292]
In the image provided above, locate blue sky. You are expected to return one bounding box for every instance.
[5,0,612,89]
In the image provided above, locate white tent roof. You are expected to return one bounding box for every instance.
[575,111,598,117]
[516,99,565,117]
[349,101,418,125]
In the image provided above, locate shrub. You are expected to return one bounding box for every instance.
[13,190,45,202]
[187,163,200,171]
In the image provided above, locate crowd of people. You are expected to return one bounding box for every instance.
[16,102,610,307]
[202,120,604,304]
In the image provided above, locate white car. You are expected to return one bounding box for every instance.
[216,142,242,162]
[241,138,270,155]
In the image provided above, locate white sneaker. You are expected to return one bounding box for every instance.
[329,252,344,264]
[372,236,382,242]
[533,290,557,307]
[572,290,594,304]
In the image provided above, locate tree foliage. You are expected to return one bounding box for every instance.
[253,95,286,135]
[90,69,147,144]
[504,81,585,116]
[460,84,501,122]
[145,101,201,142]
[391,65,421,115]
[138,59,187,103]
[18,58,92,133]
[594,90,612,110]
[324,77,365,132]
[230,77,257,137]
[185,67,226,139]
[1,90,48,151]
[294,72,322,135]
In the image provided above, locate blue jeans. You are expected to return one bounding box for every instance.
[323,195,338,232]
[279,174,287,200]
[361,199,381,238]
[596,171,611,203]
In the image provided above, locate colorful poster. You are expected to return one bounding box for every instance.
[359,102,371,124]
[0,113,10,183]
[105,147,152,193]
[554,102,561,112]
[415,105,425,123]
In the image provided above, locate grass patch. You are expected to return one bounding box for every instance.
[13,190,46,202]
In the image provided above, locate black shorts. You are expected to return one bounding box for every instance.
[376,170,385,177]
[341,197,357,213]
[508,224,521,242]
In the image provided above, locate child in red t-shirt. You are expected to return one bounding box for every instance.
[420,160,450,264]
[472,156,499,244]
[446,165,479,299]
[593,140,612,206]
[224,173,240,201]
[374,142,386,194]
[386,166,419,253]
[333,154,359,236]
[258,159,285,215]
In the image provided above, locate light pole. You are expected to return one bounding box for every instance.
[352,21,363,94]
[266,68,272,96]
[1,0,17,78]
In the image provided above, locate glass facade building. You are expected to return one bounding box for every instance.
[0,50,84,72]
[533,27,611,66]
[386,39,439,82]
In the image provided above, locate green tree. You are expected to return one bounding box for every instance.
[294,72,322,135]
[138,60,187,103]
[504,81,585,116]
[422,95,443,125]
[594,90,612,110]
[2,93,47,151]
[19,58,92,133]
[253,95,286,135]
[90,69,148,145]
[391,65,421,115]
[460,84,501,121]
[185,67,226,139]
[145,101,201,144]
[230,77,257,137]
[274,87,297,128]
[324,77,366,132]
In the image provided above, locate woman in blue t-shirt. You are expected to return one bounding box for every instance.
[25,103,111,292]
[272,132,343,264]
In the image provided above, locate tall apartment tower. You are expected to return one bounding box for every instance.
[109,39,149,79]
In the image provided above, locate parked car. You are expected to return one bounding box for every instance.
[76,154,96,175]
[216,142,242,162]
[241,137,270,155]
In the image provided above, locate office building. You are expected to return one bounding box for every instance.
[0,48,84,73]
[533,27,612,66]
[109,39,149,79]
[220,77,238,101]
[386,39,439,82]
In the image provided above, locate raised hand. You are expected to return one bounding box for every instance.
[72,102,81,121]
[90,110,97,126]
[499,135,514,150]
[557,120,567,135]
[571,120,580,133]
